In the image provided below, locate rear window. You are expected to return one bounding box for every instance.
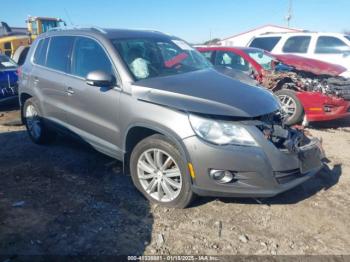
[33,38,49,66]
[249,37,281,52]
[46,36,75,72]
[315,36,350,54]
[282,36,311,53]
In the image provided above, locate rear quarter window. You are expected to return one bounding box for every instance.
[33,38,49,66]
[282,36,311,53]
[315,36,350,54]
[249,37,281,52]
[46,36,75,73]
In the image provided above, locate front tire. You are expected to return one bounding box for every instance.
[22,98,55,144]
[130,134,194,208]
[276,89,304,125]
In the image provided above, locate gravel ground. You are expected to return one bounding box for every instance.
[0,106,349,256]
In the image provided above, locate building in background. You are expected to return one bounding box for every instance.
[219,24,302,46]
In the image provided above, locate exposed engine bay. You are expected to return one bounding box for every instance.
[252,111,316,154]
[263,63,350,101]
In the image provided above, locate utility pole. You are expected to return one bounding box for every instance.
[285,0,293,28]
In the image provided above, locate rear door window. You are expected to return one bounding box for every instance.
[33,38,49,66]
[282,36,311,53]
[71,37,114,78]
[249,37,281,51]
[315,36,350,54]
[46,36,75,73]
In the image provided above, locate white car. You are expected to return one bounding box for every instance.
[248,32,350,78]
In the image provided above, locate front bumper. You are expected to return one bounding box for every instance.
[183,128,323,198]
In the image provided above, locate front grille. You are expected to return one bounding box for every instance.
[274,169,305,184]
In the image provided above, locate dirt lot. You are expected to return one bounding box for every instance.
[0,105,350,256]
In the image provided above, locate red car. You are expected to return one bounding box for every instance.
[198,46,350,125]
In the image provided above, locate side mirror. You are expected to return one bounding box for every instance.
[86,70,116,87]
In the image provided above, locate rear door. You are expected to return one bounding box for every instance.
[31,36,75,124]
[64,36,122,157]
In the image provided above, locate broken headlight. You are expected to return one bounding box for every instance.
[189,114,258,146]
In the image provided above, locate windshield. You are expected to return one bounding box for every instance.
[0,55,17,70]
[41,20,63,33]
[245,49,275,70]
[112,38,212,80]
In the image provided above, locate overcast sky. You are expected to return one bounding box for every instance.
[2,0,349,43]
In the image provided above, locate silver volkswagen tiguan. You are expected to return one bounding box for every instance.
[18,28,323,208]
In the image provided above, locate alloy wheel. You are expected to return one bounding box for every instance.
[278,94,297,119]
[137,148,182,202]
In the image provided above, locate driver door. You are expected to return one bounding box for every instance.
[64,36,122,158]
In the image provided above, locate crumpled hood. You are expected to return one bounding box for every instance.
[273,54,347,76]
[133,68,280,118]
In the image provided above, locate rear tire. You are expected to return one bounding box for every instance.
[130,134,194,208]
[276,89,304,125]
[22,98,55,144]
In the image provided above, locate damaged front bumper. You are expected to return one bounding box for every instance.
[183,118,323,198]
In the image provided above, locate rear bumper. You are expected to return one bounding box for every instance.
[297,92,350,122]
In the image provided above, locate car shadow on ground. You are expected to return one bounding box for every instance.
[192,163,342,207]
[309,116,350,129]
[0,130,153,256]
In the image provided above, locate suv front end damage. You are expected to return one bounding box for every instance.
[184,112,324,197]
[183,111,324,198]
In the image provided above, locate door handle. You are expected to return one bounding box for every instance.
[33,77,39,83]
[66,87,75,95]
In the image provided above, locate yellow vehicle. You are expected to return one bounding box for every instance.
[0,17,65,65]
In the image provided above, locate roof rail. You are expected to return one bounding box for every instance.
[47,25,107,34]
[90,26,107,34]
[260,30,314,35]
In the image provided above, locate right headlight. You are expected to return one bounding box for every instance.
[189,114,259,147]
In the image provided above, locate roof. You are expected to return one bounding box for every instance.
[40,27,176,40]
[104,28,174,39]
[251,32,348,38]
[220,24,301,41]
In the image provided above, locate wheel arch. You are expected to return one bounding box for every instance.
[272,77,296,92]
[123,123,192,174]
